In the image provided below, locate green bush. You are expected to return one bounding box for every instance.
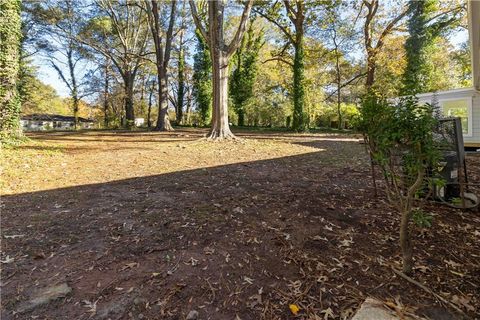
[359,91,440,274]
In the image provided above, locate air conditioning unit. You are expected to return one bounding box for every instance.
[432,118,478,208]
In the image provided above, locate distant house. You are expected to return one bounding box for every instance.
[21,114,95,131]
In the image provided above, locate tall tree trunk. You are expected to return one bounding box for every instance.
[123,72,135,128]
[149,0,175,132]
[72,94,79,129]
[237,108,245,127]
[155,71,173,131]
[185,87,191,125]
[176,41,185,125]
[363,0,409,89]
[0,0,22,141]
[335,48,342,129]
[365,53,376,88]
[190,0,253,140]
[67,47,79,129]
[209,52,234,139]
[147,80,154,129]
[292,35,305,132]
[103,62,109,128]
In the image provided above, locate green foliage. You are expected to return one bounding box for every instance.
[229,22,263,126]
[360,91,440,273]
[0,0,23,142]
[451,42,472,88]
[192,30,212,126]
[18,62,70,115]
[316,103,359,129]
[402,0,463,95]
[402,0,437,95]
[359,93,439,174]
[412,209,433,228]
[292,39,306,132]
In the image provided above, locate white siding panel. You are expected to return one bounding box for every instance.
[414,88,480,144]
[469,93,480,143]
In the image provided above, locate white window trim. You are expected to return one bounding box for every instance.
[439,96,473,137]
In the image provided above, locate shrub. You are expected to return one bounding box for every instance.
[359,91,440,274]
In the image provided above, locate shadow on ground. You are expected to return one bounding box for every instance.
[1,138,478,320]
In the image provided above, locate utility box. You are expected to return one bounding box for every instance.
[432,118,466,200]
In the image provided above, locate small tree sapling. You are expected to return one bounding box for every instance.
[359,92,439,274]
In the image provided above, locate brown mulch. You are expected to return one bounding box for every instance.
[1,129,479,320]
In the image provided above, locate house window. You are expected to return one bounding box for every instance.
[440,98,473,137]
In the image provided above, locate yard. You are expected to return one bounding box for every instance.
[1,129,479,319]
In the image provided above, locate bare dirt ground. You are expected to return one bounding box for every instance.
[1,128,479,320]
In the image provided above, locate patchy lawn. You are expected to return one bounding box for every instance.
[1,128,479,320]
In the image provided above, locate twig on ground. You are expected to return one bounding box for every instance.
[391,268,467,318]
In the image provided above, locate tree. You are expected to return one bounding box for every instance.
[190,0,254,140]
[362,0,409,88]
[145,0,177,131]
[254,0,309,131]
[18,70,69,115]
[174,1,188,125]
[321,2,359,129]
[80,0,150,128]
[102,58,112,127]
[229,20,264,126]
[25,0,89,129]
[192,30,212,126]
[360,92,439,274]
[0,0,22,142]
[147,78,156,128]
[451,42,472,88]
[401,0,465,95]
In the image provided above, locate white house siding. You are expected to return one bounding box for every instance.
[415,87,480,146]
[472,93,480,146]
[21,120,93,131]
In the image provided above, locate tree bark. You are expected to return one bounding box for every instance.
[287,0,306,132]
[400,168,425,274]
[185,84,192,125]
[155,71,173,131]
[103,61,109,128]
[292,36,305,131]
[147,79,155,128]
[176,37,185,124]
[399,208,413,274]
[66,46,80,130]
[335,49,343,129]
[208,53,234,139]
[149,0,176,132]
[190,0,253,140]
[365,53,376,88]
[363,0,408,89]
[0,0,22,141]
[123,72,135,128]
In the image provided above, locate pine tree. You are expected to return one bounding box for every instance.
[192,30,212,126]
[0,0,23,142]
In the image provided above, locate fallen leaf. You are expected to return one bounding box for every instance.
[321,307,334,320]
[1,256,14,264]
[289,304,300,315]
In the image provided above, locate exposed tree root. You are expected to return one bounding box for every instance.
[205,128,240,141]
